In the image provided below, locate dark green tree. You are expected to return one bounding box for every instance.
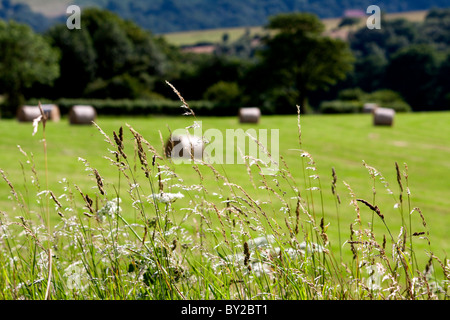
[256,13,354,113]
[0,20,59,117]
[45,8,175,100]
[434,52,450,109]
[349,18,419,58]
[385,44,439,110]
[46,25,97,98]
[419,8,450,50]
[338,17,361,29]
[351,45,389,92]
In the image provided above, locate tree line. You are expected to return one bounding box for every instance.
[1,7,449,117]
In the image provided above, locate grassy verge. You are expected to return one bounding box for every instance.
[0,100,449,299]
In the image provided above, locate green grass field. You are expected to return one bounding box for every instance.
[1,111,449,266]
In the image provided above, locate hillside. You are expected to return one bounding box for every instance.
[163,10,428,46]
[7,0,450,33]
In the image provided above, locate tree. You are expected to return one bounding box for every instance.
[44,8,175,100]
[431,51,450,109]
[385,44,439,110]
[348,18,419,58]
[46,25,97,98]
[420,8,450,50]
[338,17,361,29]
[256,13,354,113]
[0,20,59,117]
[350,45,389,92]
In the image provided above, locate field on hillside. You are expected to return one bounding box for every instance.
[11,0,71,17]
[162,10,428,46]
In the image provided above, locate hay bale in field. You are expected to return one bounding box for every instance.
[239,107,261,123]
[42,104,60,122]
[165,134,204,160]
[363,103,379,114]
[17,104,60,122]
[373,107,395,126]
[17,106,41,122]
[69,105,97,125]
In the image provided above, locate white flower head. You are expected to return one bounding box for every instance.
[32,115,42,136]
[97,198,122,220]
[150,192,184,204]
[64,261,89,292]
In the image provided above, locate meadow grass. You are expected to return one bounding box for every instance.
[0,104,449,299]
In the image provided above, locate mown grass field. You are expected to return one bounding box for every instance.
[1,111,449,268]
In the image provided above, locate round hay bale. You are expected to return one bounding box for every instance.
[363,103,379,114]
[165,134,204,160]
[41,104,60,122]
[17,106,42,122]
[17,104,61,122]
[69,105,97,125]
[373,107,395,126]
[239,107,261,123]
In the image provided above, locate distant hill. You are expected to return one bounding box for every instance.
[163,10,428,46]
[6,0,450,33]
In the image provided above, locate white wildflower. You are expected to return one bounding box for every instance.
[248,235,276,250]
[249,261,274,278]
[150,192,184,204]
[64,261,89,292]
[32,115,42,136]
[97,198,122,220]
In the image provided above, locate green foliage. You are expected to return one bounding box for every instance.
[338,17,361,28]
[266,12,325,34]
[321,88,412,113]
[365,89,412,112]
[5,5,450,115]
[319,100,363,114]
[83,74,159,100]
[170,54,250,102]
[203,81,241,106]
[45,25,97,98]
[435,53,450,109]
[385,44,439,110]
[256,13,354,113]
[215,29,260,59]
[421,8,450,50]
[341,9,450,111]
[26,98,219,116]
[41,8,177,102]
[0,20,59,117]
[349,18,420,58]
[337,88,366,101]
